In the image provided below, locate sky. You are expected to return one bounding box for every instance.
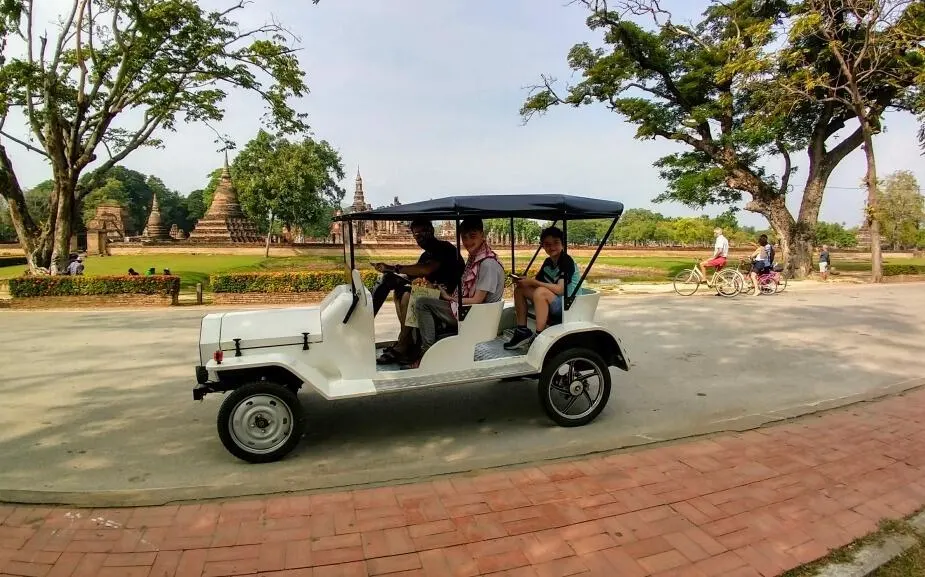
[4,0,924,229]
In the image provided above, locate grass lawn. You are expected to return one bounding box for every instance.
[833,257,925,271]
[1,252,921,293]
[870,539,925,577]
[782,517,925,577]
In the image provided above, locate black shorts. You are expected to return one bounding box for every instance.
[751,262,769,274]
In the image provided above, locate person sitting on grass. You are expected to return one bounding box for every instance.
[505,226,579,350]
[411,217,505,368]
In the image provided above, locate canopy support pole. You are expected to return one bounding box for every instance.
[522,220,557,276]
[509,217,515,273]
[566,217,618,310]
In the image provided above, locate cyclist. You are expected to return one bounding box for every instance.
[747,234,772,296]
[698,227,729,283]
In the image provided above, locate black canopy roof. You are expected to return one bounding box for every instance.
[333,194,625,222]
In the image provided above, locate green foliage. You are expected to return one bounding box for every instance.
[23,181,54,226]
[210,271,378,293]
[0,198,15,241]
[81,178,129,227]
[0,255,26,267]
[876,171,924,250]
[9,275,180,297]
[483,218,543,244]
[185,190,206,222]
[232,130,346,235]
[78,167,195,234]
[521,0,792,211]
[0,0,316,268]
[882,264,925,276]
[814,221,859,248]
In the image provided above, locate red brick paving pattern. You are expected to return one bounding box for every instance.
[3,388,925,577]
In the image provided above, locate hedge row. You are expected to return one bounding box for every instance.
[9,275,180,297]
[0,256,27,268]
[883,264,925,276]
[210,271,379,293]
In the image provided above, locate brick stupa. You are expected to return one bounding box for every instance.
[188,156,262,243]
[142,190,170,240]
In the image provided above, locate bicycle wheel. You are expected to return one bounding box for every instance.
[774,272,788,293]
[759,276,778,295]
[714,269,742,297]
[672,269,700,296]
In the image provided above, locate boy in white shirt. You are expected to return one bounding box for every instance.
[698,228,729,282]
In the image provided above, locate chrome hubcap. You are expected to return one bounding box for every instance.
[229,394,294,454]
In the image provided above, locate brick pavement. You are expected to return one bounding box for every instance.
[3,388,925,577]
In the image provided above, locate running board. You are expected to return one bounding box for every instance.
[374,362,537,394]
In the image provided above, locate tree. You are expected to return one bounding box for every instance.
[876,170,924,249]
[0,197,14,241]
[520,0,918,277]
[0,0,315,272]
[776,0,924,281]
[814,220,859,247]
[80,177,128,226]
[185,189,206,222]
[231,130,345,256]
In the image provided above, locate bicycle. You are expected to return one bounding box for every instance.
[769,264,788,293]
[736,258,778,295]
[672,260,743,297]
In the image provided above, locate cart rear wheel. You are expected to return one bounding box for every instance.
[217,381,304,463]
[539,348,611,427]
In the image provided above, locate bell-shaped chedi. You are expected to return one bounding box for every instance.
[188,156,262,243]
[142,190,170,240]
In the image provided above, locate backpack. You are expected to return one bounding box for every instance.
[767,244,775,265]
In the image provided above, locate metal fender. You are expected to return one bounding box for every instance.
[526,322,630,371]
[205,352,335,397]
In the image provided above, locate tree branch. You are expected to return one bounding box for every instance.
[777,139,792,196]
[0,131,51,157]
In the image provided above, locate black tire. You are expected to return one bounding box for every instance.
[217,381,305,464]
[538,348,612,427]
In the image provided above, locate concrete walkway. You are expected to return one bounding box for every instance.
[2,385,925,576]
[1,284,924,507]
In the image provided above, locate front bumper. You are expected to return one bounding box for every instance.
[193,366,232,400]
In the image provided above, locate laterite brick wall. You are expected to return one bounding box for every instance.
[10,294,177,309]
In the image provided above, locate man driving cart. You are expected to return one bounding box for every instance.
[370,218,463,364]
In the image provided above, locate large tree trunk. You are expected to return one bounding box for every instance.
[0,144,79,273]
[763,194,814,278]
[861,134,883,283]
[48,175,77,274]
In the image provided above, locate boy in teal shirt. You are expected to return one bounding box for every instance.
[505,226,579,350]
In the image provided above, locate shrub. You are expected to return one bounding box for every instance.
[0,256,27,268]
[210,271,379,293]
[883,264,925,276]
[9,275,180,297]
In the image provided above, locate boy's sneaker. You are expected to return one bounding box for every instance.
[504,327,534,350]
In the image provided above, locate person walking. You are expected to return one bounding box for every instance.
[819,245,830,281]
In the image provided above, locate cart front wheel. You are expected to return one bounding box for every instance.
[217,381,304,463]
[539,348,611,427]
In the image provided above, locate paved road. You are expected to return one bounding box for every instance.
[0,283,923,506]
